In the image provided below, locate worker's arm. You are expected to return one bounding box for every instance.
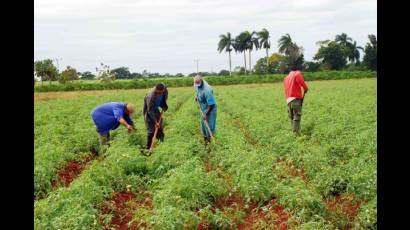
[202,105,214,122]
[296,72,308,94]
[146,96,158,124]
[205,105,214,117]
[202,90,216,121]
[119,117,133,131]
[113,107,133,131]
[160,89,168,112]
[124,115,135,129]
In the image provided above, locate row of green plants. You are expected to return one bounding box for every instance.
[34,89,190,199]
[34,70,376,92]
[35,98,100,198]
[34,79,376,229]
[35,88,234,229]
[215,78,376,229]
[211,96,335,229]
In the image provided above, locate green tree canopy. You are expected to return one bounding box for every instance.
[314,41,350,70]
[362,34,377,71]
[34,59,58,83]
[80,71,96,80]
[302,61,321,72]
[111,67,131,79]
[218,70,230,76]
[59,66,78,83]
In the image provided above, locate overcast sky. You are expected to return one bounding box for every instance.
[34,0,377,75]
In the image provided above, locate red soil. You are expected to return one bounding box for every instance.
[197,222,212,230]
[275,159,308,182]
[199,193,290,230]
[269,200,290,230]
[204,159,213,173]
[324,193,364,223]
[238,200,290,230]
[100,192,152,230]
[215,193,246,211]
[52,152,98,188]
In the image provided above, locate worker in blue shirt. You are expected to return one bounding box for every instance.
[91,102,135,148]
[143,83,168,149]
[194,75,217,144]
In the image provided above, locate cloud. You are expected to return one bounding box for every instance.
[34,0,377,74]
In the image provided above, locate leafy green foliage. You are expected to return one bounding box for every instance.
[80,71,96,80]
[111,66,132,79]
[59,66,79,84]
[362,34,377,71]
[354,198,377,229]
[34,59,59,82]
[35,79,376,229]
[314,41,350,70]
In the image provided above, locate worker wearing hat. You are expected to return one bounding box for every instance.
[194,75,217,144]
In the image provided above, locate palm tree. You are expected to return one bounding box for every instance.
[278,34,303,69]
[288,44,304,68]
[247,31,259,72]
[234,32,251,74]
[257,28,271,66]
[218,32,234,75]
[278,34,294,55]
[335,33,353,47]
[348,41,364,65]
[368,34,377,48]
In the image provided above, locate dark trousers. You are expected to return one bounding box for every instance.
[146,129,164,149]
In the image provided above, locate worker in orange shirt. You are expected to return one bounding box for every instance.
[283,66,308,134]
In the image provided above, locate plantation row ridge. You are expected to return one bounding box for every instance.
[35,71,376,229]
[34,71,376,92]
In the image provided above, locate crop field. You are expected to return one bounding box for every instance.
[34,78,376,229]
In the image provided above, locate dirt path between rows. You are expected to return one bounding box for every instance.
[51,149,100,188]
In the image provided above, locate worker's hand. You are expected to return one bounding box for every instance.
[304,89,308,94]
[202,112,207,121]
[155,122,160,129]
[126,124,134,132]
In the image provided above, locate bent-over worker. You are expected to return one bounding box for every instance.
[91,102,135,148]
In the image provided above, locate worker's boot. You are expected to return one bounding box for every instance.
[204,136,210,145]
[292,120,301,135]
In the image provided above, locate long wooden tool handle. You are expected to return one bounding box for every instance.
[149,112,163,152]
[204,119,215,142]
[197,101,215,143]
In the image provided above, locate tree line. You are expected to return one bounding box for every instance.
[218,30,376,75]
[34,32,376,84]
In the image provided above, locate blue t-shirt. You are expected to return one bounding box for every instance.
[155,94,164,109]
[91,102,134,135]
[196,81,216,112]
